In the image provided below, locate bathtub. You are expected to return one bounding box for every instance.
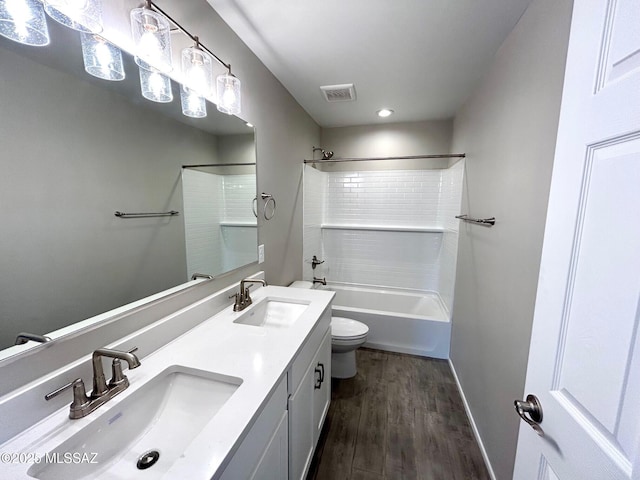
[317,283,451,359]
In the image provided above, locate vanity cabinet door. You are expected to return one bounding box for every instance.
[249,410,288,480]
[312,329,331,445]
[219,378,287,480]
[288,359,315,480]
[288,327,332,480]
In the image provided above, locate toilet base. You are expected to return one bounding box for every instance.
[331,350,357,379]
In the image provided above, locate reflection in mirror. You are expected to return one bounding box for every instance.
[0,18,257,353]
[182,162,257,278]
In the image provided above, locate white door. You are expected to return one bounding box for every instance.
[513,0,640,479]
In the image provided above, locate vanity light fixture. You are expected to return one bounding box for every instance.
[181,38,213,97]
[81,33,124,81]
[130,1,172,73]
[0,0,50,46]
[139,61,173,103]
[180,88,206,118]
[44,0,102,34]
[216,70,241,115]
[376,108,394,118]
[131,1,243,117]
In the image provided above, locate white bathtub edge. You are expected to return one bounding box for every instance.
[448,359,497,480]
[336,306,449,323]
[364,341,449,359]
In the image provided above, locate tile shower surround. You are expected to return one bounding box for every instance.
[183,172,256,277]
[303,162,464,313]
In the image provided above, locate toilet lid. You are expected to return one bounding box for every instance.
[331,317,369,338]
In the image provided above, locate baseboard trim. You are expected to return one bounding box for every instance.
[448,359,497,480]
[363,341,448,359]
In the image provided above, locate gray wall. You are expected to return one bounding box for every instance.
[217,134,256,165]
[321,120,453,170]
[449,0,573,478]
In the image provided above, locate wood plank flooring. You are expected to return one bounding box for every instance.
[306,348,491,480]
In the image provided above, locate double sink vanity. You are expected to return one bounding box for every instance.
[0,279,334,480]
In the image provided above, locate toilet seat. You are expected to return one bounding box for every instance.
[331,317,369,340]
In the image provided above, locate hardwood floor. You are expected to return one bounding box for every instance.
[306,349,491,480]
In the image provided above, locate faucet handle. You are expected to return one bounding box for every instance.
[109,359,130,387]
[109,347,139,386]
[45,378,90,411]
[243,288,253,307]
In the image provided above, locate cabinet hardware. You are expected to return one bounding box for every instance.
[314,363,325,389]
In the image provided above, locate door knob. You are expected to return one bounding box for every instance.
[514,394,544,436]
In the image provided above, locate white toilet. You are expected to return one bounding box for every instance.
[289,281,369,378]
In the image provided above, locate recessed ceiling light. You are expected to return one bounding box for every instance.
[246,122,254,127]
[377,108,394,118]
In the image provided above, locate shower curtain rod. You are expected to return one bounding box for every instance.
[182,162,256,168]
[303,153,465,164]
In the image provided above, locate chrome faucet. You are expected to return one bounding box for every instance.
[313,276,327,286]
[231,278,267,311]
[45,347,141,419]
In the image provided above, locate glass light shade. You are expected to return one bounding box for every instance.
[180,87,207,118]
[181,46,213,97]
[216,72,241,116]
[44,0,102,33]
[0,0,49,46]
[81,33,124,81]
[130,7,172,73]
[139,65,172,103]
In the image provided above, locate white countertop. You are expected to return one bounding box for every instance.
[0,285,334,479]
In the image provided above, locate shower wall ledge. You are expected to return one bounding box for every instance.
[321,224,444,233]
[220,221,258,227]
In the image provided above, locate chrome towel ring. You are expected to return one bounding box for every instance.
[252,193,276,220]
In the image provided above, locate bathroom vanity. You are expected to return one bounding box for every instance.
[0,283,334,480]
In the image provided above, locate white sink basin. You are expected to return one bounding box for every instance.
[233,298,309,328]
[28,366,242,480]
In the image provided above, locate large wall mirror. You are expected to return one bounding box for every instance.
[0,17,257,353]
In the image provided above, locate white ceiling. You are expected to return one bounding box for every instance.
[206,0,534,127]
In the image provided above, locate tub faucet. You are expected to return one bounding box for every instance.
[311,256,324,270]
[313,277,327,286]
[14,332,52,345]
[45,347,141,419]
[191,273,214,280]
[231,278,267,311]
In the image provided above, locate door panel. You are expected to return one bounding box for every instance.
[539,457,561,480]
[288,359,315,480]
[513,0,640,478]
[554,139,640,442]
[597,0,640,88]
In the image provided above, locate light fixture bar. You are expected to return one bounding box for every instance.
[147,0,231,73]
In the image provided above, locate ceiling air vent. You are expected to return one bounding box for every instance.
[320,83,356,102]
